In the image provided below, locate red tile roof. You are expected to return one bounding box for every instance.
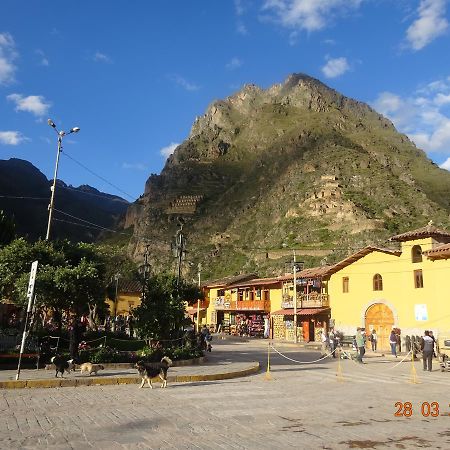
[323,246,401,276]
[227,277,283,289]
[423,243,450,260]
[203,273,258,288]
[118,280,142,294]
[389,223,450,242]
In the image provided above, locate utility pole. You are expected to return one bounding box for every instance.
[173,219,186,286]
[293,250,297,344]
[141,244,151,301]
[196,263,202,332]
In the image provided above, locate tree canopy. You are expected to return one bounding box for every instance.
[0,238,138,330]
[0,210,15,247]
[134,272,203,341]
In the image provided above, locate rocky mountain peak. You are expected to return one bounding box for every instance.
[126,73,450,280]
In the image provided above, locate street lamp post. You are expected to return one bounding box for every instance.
[45,119,80,240]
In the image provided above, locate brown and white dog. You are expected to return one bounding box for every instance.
[135,357,173,388]
[79,362,105,376]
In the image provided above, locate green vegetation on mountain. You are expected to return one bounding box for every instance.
[125,74,450,280]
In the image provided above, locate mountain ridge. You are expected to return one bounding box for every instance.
[0,158,129,242]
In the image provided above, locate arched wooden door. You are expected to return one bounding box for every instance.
[365,303,394,351]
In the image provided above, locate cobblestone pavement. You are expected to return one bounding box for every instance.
[1,338,450,449]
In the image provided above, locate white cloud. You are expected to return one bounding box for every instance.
[160,142,180,158]
[0,131,27,145]
[93,51,112,63]
[7,93,51,117]
[122,162,148,171]
[440,157,450,170]
[237,22,248,35]
[235,0,249,34]
[321,56,350,78]
[169,75,199,91]
[0,32,18,85]
[406,0,448,50]
[372,77,450,155]
[261,0,363,33]
[226,57,243,70]
[36,49,49,66]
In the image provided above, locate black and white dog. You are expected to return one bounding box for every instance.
[135,357,173,388]
[51,355,75,378]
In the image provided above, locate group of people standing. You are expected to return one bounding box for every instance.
[321,329,338,358]
[322,327,438,371]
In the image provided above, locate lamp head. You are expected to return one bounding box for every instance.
[70,127,80,133]
[47,119,56,128]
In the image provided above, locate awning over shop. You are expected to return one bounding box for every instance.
[271,308,330,316]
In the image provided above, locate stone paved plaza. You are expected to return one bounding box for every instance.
[1,338,450,449]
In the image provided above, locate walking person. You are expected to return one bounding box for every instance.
[321,329,328,357]
[263,315,270,339]
[355,328,365,363]
[421,330,434,372]
[390,329,398,357]
[370,329,377,352]
[328,328,337,358]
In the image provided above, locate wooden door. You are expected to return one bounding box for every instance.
[302,320,309,342]
[365,303,394,351]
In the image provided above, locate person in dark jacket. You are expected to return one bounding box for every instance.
[421,330,434,371]
[389,329,397,357]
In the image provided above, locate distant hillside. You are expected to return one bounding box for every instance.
[125,73,450,280]
[0,158,129,242]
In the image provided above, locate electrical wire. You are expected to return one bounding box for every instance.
[53,208,129,235]
[62,151,136,201]
[0,194,48,200]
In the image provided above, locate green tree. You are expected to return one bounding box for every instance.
[0,210,15,247]
[134,272,202,341]
[0,239,112,332]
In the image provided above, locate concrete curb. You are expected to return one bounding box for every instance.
[0,362,260,389]
[43,356,208,371]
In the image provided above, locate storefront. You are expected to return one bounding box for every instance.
[218,310,268,337]
[271,308,331,342]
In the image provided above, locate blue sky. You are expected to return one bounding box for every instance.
[1,0,450,201]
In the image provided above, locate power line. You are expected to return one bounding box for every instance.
[62,151,135,201]
[0,194,48,200]
[53,208,129,235]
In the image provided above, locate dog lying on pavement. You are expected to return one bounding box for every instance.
[51,355,75,378]
[135,357,173,388]
[79,362,105,376]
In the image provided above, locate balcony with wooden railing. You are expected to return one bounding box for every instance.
[214,297,270,311]
[281,292,330,309]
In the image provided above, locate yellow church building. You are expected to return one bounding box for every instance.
[328,223,450,350]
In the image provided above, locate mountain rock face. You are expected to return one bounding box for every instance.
[126,74,450,280]
[0,158,129,242]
